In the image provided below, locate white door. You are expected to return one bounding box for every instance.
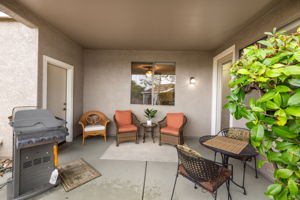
[211,45,235,135]
[47,63,67,120]
[216,57,232,132]
[220,62,232,129]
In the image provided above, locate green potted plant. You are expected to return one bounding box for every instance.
[144,108,158,126]
[224,27,300,200]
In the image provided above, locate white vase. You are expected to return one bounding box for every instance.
[147,120,152,126]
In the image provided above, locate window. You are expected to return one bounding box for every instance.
[131,62,176,105]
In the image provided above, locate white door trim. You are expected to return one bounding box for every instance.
[42,55,74,142]
[211,45,236,135]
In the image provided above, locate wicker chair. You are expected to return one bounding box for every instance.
[158,113,187,146]
[215,127,258,195]
[172,145,232,200]
[78,111,110,144]
[114,110,140,146]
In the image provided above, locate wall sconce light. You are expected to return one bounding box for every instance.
[190,77,196,85]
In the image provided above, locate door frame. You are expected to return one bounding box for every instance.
[211,45,235,135]
[42,55,74,142]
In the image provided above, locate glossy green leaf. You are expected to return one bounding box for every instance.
[261,117,276,125]
[288,180,298,196]
[275,169,293,179]
[256,77,269,82]
[281,93,290,107]
[263,140,273,150]
[287,91,300,106]
[258,90,276,102]
[234,106,242,120]
[267,151,282,162]
[281,151,299,163]
[272,126,297,139]
[274,109,286,118]
[240,107,256,121]
[251,124,264,142]
[258,40,272,47]
[272,63,285,68]
[249,97,255,108]
[294,51,300,62]
[228,76,248,87]
[284,65,300,75]
[275,188,288,200]
[288,145,300,157]
[237,69,250,75]
[285,106,300,117]
[275,85,291,93]
[246,122,255,129]
[288,78,300,87]
[276,141,294,151]
[224,103,237,113]
[252,107,265,112]
[266,69,282,77]
[278,75,288,82]
[273,93,282,107]
[265,184,282,196]
[266,101,280,109]
[236,89,245,102]
[263,52,291,66]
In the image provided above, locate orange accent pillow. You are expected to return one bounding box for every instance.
[115,110,132,126]
[166,113,184,129]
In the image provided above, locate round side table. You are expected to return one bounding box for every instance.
[141,123,157,143]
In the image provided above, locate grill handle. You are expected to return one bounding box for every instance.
[53,144,58,167]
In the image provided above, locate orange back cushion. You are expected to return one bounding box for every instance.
[167,113,184,129]
[115,110,132,126]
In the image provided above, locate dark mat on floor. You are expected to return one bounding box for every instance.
[58,158,101,192]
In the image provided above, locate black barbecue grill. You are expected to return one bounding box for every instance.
[7,107,68,200]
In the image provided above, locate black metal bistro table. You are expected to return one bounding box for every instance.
[199,135,258,195]
[141,122,157,143]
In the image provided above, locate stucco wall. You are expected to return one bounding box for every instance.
[214,0,300,57]
[83,50,212,138]
[0,20,38,158]
[0,1,84,133]
[0,1,84,157]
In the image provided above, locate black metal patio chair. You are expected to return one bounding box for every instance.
[171,145,232,200]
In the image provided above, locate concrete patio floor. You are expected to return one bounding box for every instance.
[0,136,271,200]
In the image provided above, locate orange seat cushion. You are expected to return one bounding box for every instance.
[119,124,137,133]
[166,113,184,129]
[115,110,132,126]
[161,126,180,135]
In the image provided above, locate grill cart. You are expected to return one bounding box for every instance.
[7,107,68,200]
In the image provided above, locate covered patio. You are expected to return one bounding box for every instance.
[0,0,299,200]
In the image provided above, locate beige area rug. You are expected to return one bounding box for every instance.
[58,158,101,192]
[100,141,178,162]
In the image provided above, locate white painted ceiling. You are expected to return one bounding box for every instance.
[18,0,273,50]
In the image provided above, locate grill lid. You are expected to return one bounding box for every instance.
[10,109,67,135]
[15,127,68,149]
